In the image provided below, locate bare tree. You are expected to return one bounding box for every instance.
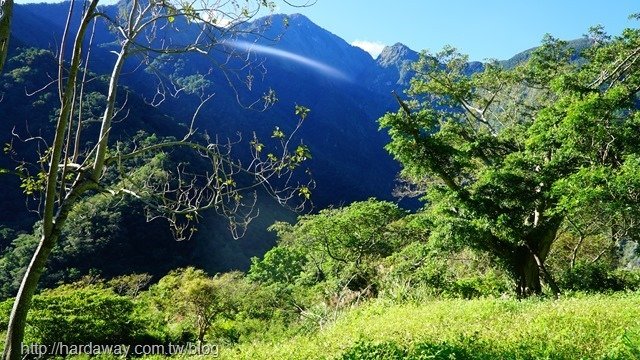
[2,0,314,358]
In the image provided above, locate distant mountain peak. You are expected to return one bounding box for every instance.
[254,13,316,31]
[386,42,412,51]
[287,13,312,22]
[242,12,375,80]
[377,42,418,66]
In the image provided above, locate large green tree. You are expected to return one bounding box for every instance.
[257,199,406,299]
[380,23,640,297]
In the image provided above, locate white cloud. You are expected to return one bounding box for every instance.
[201,11,234,28]
[351,40,387,59]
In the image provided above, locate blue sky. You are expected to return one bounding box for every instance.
[16,0,639,60]
[275,0,639,60]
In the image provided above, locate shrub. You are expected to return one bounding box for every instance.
[380,243,512,299]
[219,293,640,359]
[340,341,407,360]
[559,261,624,292]
[248,247,306,285]
[340,339,495,360]
[24,285,146,347]
[410,341,475,359]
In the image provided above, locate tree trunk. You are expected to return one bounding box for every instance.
[2,2,97,358]
[514,220,561,298]
[3,237,57,359]
[0,0,13,74]
[197,319,206,354]
[515,251,542,297]
[2,181,94,360]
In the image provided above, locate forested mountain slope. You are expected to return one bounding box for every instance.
[0,1,592,294]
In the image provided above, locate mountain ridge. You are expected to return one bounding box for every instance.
[0,3,413,283]
[0,3,594,285]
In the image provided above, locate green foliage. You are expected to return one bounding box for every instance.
[146,267,216,342]
[247,198,515,336]
[4,48,57,86]
[379,23,640,295]
[24,285,142,346]
[0,298,12,330]
[287,199,405,266]
[0,230,40,298]
[613,329,640,359]
[220,293,640,359]
[341,340,482,360]
[3,194,129,295]
[340,341,407,360]
[3,272,638,360]
[248,246,306,285]
[145,268,268,344]
[380,243,512,300]
[0,226,15,246]
[558,261,635,292]
[249,197,521,328]
[18,170,46,195]
[260,200,409,308]
[175,74,211,95]
[271,126,285,139]
[106,273,153,297]
[294,105,310,120]
[0,138,204,300]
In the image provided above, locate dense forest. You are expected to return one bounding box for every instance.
[1,0,640,359]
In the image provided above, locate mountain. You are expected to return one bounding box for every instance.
[2,7,419,207]
[500,37,594,69]
[250,14,377,80]
[365,42,419,94]
[99,12,418,210]
[2,2,560,292]
[0,4,424,289]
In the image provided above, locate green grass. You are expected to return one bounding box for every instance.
[3,293,640,359]
[218,293,640,360]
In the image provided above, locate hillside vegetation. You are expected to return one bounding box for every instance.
[222,294,640,360]
[3,289,640,359]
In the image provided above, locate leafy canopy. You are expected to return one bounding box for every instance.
[379,23,640,294]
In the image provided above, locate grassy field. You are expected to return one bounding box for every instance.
[217,293,640,360]
[2,293,640,359]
